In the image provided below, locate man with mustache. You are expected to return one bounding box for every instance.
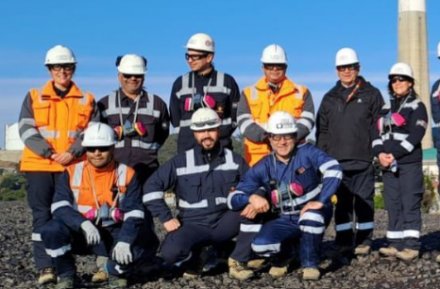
[143,107,248,278]
[40,123,158,289]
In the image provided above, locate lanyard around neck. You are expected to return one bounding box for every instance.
[117,90,141,127]
[191,72,213,99]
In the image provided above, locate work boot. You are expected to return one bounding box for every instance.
[108,274,128,288]
[38,267,56,285]
[247,259,266,270]
[268,266,288,278]
[55,276,74,289]
[302,267,320,281]
[436,254,440,263]
[91,269,108,283]
[395,249,419,262]
[228,258,253,281]
[379,246,398,257]
[182,271,199,279]
[354,244,371,256]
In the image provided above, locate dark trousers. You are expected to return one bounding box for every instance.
[334,164,375,247]
[25,172,60,270]
[230,204,332,267]
[160,210,240,266]
[382,162,423,250]
[41,219,158,278]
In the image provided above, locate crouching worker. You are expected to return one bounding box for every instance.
[142,107,248,278]
[227,111,342,281]
[41,123,159,289]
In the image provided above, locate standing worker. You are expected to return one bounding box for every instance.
[98,54,170,186]
[169,33,241,153]
[18,45,98,285]
[41,123,158,288]
[376,63,427,261]
[316,47,385,257]
[237,44,315,166]
[431,42,440,199]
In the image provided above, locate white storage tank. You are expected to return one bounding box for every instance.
[5,123,24,151]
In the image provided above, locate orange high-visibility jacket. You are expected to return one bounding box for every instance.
[67,160,135,215]
[20,81,94,172]
[242,77,308,166]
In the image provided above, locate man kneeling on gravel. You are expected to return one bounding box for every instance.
[227,112,342,281]
[142,107,248,278]
[41,123,158,289]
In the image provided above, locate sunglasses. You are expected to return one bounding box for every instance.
[270,134,295,141]
[336,64,359,72]
[86,146,112,153]
[264,64,287,71]
[49,64,75,72]
[122,74,144,79]
[185,53,208,61]
[391,76,410,83]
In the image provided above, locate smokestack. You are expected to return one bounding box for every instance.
[398,0,431,148]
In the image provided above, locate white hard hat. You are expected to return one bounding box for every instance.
[261,44,287,64]
[266,111,298,135]
[190,108,221,131]
[437,41,440,58]
[45,45,76,65]
[186,33,215,53]
[388,62,414,79]
[117,54,147,75]
[335,47,359,66]
[82,123,116,147]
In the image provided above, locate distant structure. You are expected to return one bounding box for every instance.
[5,122,24,151]
[398,0,432,148]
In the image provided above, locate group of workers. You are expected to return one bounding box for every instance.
[18,32,440,288]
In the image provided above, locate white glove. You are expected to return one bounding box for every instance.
[112,242,133,265]
[80,220,101,245]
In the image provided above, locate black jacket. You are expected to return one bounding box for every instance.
[316,76,384,165]
[374,93,427,164]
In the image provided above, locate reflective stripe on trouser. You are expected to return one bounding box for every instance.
[41,219,158,277]
[160,210,240,266]
[229,213,270,263]
[382,162,423,250]
[334,164,375,247]
[251,209,326,268]
[25,172,59,270]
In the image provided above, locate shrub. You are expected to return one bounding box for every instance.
[0,173,26,201]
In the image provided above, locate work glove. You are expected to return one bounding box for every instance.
[112,242,133,265]
[80,220,101,245]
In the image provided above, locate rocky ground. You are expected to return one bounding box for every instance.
[2,201,440,289]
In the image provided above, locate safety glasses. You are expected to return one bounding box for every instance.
[86,146,112,153]
[336,64,359,72]
[185,53,208,61]
[122,74,144,79]
[270,134,295,142]
[49,64,75,72]
[264,64,287,71]
[390,76,410,83]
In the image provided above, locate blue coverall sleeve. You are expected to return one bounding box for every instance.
[228,161,268,210]
[431,80,440,124]
[391,100,428,159]
[52,171,88,231]
[142,158,177,223]
[308,146,343,204]
[117,174,145,245]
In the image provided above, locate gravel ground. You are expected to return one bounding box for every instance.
[2,201,440,289]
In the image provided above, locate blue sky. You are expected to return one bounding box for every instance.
[1,0,439,147]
